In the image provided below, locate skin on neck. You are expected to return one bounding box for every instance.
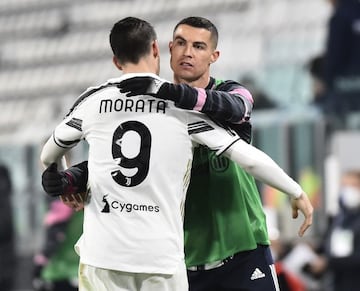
[173,68,210,88]
[169,24,219,88]
[113,40,160,75]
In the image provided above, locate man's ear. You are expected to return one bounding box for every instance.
[112,56,122,70]
[168,41,173,54]
[152,40,160,58]
[210,50,220,64]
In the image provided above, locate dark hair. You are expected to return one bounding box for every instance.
[308,55,325,80]
[109,17,157,64]
[173,16,218,48]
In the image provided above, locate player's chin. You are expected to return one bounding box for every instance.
[177,66,194,75]
[176,70,199,83]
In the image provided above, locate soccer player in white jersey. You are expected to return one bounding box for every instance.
[40,17,313,291]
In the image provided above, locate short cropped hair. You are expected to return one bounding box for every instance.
[110,17,157,64]
[173,16,218,49]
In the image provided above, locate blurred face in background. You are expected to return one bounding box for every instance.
[169,24,219,87]
[340,171,360,210]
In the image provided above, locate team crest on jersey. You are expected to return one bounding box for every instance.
[210,153,229,172]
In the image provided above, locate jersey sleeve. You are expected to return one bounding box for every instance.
[40,99,87,168]
[167,81,253,124]
[224,139,303,198]
[186,111,302,198]
[186,111,241,155]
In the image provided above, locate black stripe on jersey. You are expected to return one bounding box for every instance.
[53,135,80,149]
[188,121,214,135]
[216,137,241,156]
[65,82,121,117]
[66,118,82,131]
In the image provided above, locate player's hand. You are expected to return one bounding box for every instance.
[291,192,314,237]
[118,76,168,98]
[60,192,87,211]
[228,122,252,144]
[42,163,70,197]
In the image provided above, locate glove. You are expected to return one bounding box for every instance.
[229,122,252,144]
[41,163,72,197]
[118,76,171,98]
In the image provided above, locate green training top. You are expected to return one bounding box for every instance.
[183,79,270,267]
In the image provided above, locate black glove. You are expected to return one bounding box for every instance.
[118,76,171,98]
[229,122,252,144]
[41,163,71,197]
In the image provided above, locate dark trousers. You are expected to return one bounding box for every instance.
[187,245,279,291]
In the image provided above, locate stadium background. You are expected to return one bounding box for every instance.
[0,0,357,290]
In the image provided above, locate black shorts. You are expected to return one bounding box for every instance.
[187,245,279,291]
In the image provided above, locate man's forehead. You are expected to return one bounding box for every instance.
[173,24,211,43]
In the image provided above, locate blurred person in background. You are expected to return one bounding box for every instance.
[43,16,313,291]
[32,154,84,291]
[270,236,306,291]
[267,212,326,291]
[307,54,328,111]
[239,74,278,110]
[0,163,16,291]
[323,0,360,128]
[32,199,83,291]
[279,239,327,291]
[326,170,360,291]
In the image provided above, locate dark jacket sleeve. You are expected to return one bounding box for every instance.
[164,80,253,124]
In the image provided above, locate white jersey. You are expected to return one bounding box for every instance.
[50,73,240,275]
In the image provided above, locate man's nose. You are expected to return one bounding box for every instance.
[183,44,193,56]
